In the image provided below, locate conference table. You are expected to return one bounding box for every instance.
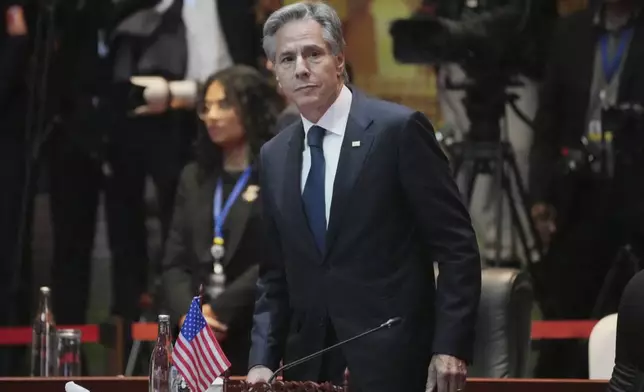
[0,377,609,392]
[0,320,609,391]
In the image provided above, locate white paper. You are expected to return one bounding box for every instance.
[206,377,224,392]
[65,381,90,392]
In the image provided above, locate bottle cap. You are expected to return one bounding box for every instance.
[58,329,82,339]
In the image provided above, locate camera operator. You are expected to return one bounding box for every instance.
[530,0,644,378]
[395,0,558,265]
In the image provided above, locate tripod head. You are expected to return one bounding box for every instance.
[440,65,530,145]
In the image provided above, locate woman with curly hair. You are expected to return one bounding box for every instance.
[161,65,284,375]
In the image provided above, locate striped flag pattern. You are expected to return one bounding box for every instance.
[174,296,230,392]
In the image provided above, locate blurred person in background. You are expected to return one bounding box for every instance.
[428,0,558,266]
[0,0,32,376]
[48,0,267,341]
[530,0,644,378]
[607,269,644,392]
[161,65,283,375]
[47,0,163,330]
[607,271,644,392]
[104,0,267,326]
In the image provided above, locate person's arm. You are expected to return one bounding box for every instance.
[210,264,259,327]
[397,111,481,364]
[107,0,161,31]
[160,166,194,324]
[248,147,291,374]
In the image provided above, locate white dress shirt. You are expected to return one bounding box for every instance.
[300,85,353,226]
[182,0,233,82]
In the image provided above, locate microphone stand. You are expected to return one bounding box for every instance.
[266,317,402,384]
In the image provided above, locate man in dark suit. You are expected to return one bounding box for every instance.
[529,0,644,378]
[245,3,481,392]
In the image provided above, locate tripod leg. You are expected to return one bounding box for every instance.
[494,149,505,265]
[502,147,555,313]
[451,146,465,179]
[507,148,544,259]
[465,159,479,205]
[504,172,532,266]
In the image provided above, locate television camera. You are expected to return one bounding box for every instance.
[389,0,559,305]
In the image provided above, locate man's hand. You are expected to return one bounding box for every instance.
[531,203,557,248]
[5,6,27,36]
[178,304,229,341]
[202,304,228,341]
[130,76,169,116]
[426,354,467,392]
[246,365,274,383]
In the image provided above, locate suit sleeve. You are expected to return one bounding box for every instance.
[397,111,481,364]
[529,18,565,204]
[107,0,161,31]
[210,264,259,328]
[0,36,28,114]
[161,167,193,324]
[248,146,291,371]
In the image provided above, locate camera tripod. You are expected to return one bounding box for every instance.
[442,70,545,265]
[439,67,548,309]
[449,139,542,266]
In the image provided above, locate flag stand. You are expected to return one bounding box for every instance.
[222,369,231,392]
[343,368,350,392]
[198,284,204,308]
[198,284,233,391]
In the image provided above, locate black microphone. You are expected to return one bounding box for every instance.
[266,317,403,384]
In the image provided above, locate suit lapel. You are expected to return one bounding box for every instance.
[221,180,256,267]
[195,173,218,264]
[283,123,322,258]
[326,89,374,255]
[195,170,255,267]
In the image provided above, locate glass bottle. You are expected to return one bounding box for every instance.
[150,315,172,392]
[30,286,57,377]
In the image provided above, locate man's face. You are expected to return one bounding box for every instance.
[273,19,344,119]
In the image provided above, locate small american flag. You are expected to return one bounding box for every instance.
[174,296,230,392]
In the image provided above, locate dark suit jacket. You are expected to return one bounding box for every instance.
[0,34,28,138]
[608,270,644,392]
[1,1,30,138]
[162,162,263,375]
[111,0,262,82]
[529,8,644,213]
[249,88,481,391]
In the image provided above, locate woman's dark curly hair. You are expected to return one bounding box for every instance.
[195,65,284,182]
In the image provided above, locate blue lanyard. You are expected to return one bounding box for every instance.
[600,27,633,83]
[213,167,252,242]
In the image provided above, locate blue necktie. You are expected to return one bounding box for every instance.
[302,125,327,253]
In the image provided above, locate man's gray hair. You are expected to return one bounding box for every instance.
[263,1,349,82]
